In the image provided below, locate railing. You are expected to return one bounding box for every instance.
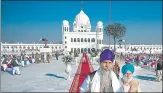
[70,54,99,65]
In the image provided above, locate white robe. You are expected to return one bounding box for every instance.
[80,68,124,92]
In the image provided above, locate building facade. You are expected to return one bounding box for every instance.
[62,10,103,53]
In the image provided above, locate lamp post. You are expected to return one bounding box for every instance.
[118,39,126,50]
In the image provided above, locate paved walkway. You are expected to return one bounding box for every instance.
[1,57,162,92]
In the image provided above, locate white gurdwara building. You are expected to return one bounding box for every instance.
[1,10,162,54]
[62,10,103,53]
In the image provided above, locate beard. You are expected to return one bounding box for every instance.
[100,69,113,92]
[123,76,133,83]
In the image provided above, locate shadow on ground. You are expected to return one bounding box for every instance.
[1,68,13,75]
[45,73,66,80]
[134,75,156,81]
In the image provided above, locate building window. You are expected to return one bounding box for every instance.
[59,47,61,49]
[74,48,76,52]
[100,28,102,32]
[65,46,67,48]
[78,38,80,42]
[88,38,90,42]
[81,26,83,28]
[97,40,99,44]
[78,48,80,53]
[81,48,83,53]
[81,30,83,32]
[74,38,76,42]
[65,41,67,44]
[78,30,80,32]
[81,38,83,42]
[67,27,68,31]
[65,27,66,31]
[71,48,73,52]
[55,46,57,49]
[91,38,95,42]
[84,30,86,32]
[84,38,87,42]
[99,40,101,44]
[71,38,73,42]
[65,36,67,39]
[88,48,90,53]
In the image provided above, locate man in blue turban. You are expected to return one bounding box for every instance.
[80,49,123,92]
[121,64,141,92]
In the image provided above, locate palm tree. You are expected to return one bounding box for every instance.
[104,23,126,54]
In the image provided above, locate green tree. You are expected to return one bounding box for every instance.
[104,23,126,54]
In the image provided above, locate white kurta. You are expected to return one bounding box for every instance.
[80,68,124,92]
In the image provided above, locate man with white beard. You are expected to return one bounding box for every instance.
[121,64,141,92]
[80,49,123,92]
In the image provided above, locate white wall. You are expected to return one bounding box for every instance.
[64,32,97,52]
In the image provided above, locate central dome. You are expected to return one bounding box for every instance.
[75,10,91,26]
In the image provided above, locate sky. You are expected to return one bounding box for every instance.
[1,1,162,44]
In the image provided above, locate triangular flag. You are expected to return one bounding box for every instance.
[69,52,94,92]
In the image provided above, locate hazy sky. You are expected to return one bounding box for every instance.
[1,1,162,44]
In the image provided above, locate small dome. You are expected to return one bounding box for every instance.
[75,10,91,26]
[97,21,103,26]
[62,20,69,25]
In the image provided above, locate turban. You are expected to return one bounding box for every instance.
[122,64,135,75]
[100,49,114,63]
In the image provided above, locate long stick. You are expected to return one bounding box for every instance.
[109,0,112,49]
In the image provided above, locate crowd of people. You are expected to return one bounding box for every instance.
[0,52,54,76]
[1,48,162,92]
[118,52,163,82]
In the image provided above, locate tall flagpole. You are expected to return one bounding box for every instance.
[109,0,112,49]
